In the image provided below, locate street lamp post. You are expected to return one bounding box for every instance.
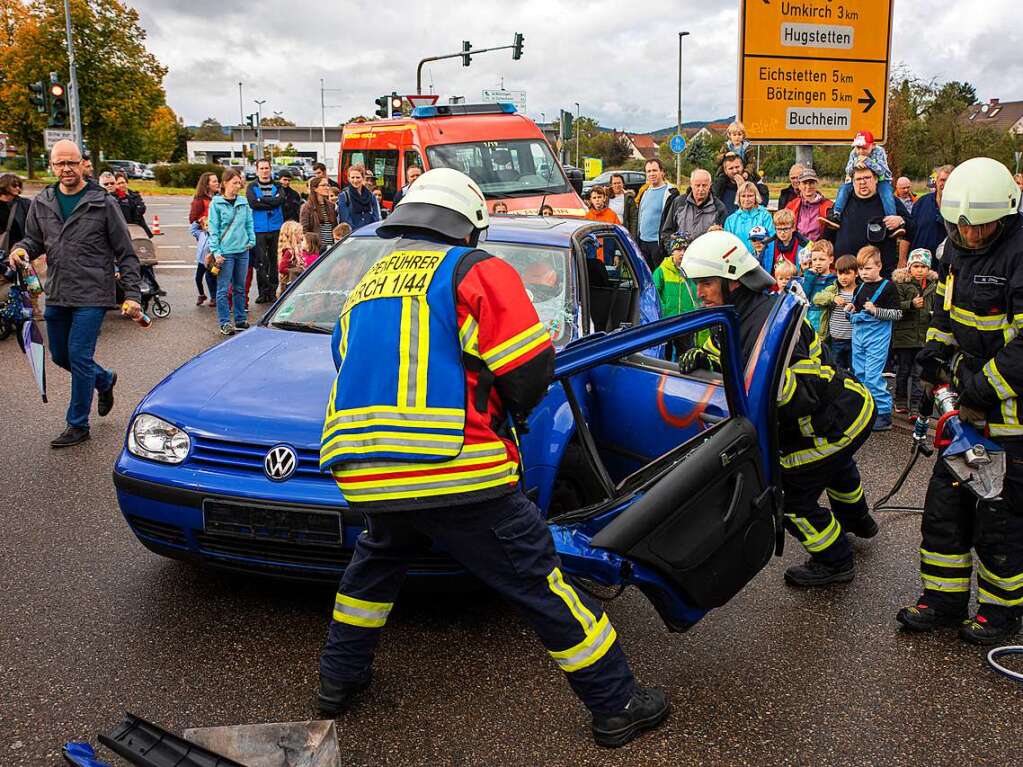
[272,110,284,163]
[574,102,580,169]
[676,31,690,188]
[238,82,244,160]
[254,99,265,160]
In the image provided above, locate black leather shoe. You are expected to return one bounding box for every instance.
[317,672,372,717]
[959,612,1022,646]
[254,295,271,304]
[235,321,250,330]
[896,600,966,632]
[592,686,670,748]
[97,372,117,417]
[784,557,854,587]
[51,426,90,448]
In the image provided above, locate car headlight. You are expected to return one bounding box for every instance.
[128,414,190,464]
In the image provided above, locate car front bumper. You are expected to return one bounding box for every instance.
[113,453,462,580]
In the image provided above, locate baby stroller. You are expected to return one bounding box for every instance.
[117,224,170,318]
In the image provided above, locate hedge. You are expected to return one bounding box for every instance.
[151,162,224,189]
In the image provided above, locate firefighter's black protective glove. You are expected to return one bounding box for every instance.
[678,348,709,375]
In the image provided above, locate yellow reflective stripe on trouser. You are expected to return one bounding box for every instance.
[333,593,394,628]
[546,568,617,673]
[826,485,864,504]
[983,358,1017,400]
[922,574,971,592]
[921,549,972,568]
[786,514,842,553]
[977,560,1023,606]
[925,327,954,345]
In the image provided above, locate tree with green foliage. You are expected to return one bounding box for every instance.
[261,115,295,127]
[192,117,227,140]
[0,0,168,165]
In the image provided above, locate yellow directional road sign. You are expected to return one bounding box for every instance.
[738,0,895,144]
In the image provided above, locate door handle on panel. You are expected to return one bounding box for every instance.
[721,473,744,526]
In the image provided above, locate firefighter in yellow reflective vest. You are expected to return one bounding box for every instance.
[897,157,1023,644]
[316,168,669,748]
[679,230,877,587]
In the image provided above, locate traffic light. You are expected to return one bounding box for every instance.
[512,33,524,60]
[374,95,389,119]
[461,40,472,67]
[389,92,403,118]
[560,109,573,141]
[48,76,68,129]
[247,113,258,129]
[28,80,47,113]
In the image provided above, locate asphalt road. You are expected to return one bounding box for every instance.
[2,196,1021,766]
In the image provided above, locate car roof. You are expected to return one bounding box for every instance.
[352,215,600,249]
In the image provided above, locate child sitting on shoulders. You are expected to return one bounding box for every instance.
[826,130,898,226]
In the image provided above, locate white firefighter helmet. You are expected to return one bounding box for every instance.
[377,167,489,242]
[940,157,1020,251]
[681,229,776,291]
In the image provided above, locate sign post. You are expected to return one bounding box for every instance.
[44,128,74,149]
[669,134,687,155]
[738,0,894,145]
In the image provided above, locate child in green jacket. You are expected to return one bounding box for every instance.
[653,232,701,359]
[892,248,938,417]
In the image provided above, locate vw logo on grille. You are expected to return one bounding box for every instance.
[264,445,298,481]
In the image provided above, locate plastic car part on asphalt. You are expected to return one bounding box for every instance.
[98,711,342,767]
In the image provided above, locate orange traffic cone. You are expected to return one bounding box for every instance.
[152,215,162,235]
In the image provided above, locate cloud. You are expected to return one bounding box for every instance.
[130,0,1018,132]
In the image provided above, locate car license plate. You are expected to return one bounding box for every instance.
[202,500,343,546]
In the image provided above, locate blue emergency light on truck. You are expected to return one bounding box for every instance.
[113,215,802,633]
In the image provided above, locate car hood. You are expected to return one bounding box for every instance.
[137,327,334,447]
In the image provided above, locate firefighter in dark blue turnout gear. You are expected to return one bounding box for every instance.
[679,230,878,587]
[897,157,1023,645]
[316,168,669,748]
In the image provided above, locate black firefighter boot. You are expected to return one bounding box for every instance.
[896,598,967,632]
[317,671,372,717]
[784,556,855,587]
[591,685,671,748]
[959,608,1023,646]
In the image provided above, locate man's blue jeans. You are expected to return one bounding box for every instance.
[44,305,114,429]
[216,251,249,325]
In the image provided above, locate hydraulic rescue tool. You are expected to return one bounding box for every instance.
[873,384,1006,512]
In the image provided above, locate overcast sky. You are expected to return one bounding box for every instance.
[132,0,1021,133]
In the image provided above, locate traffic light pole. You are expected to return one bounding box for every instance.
[416,37,523,94]
[62,0,82,147]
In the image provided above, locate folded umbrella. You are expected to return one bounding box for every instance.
[12,272,46,402]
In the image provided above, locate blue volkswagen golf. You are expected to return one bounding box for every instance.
[114,216,803,632]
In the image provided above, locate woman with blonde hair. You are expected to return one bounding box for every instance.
[276,219,306,295]
[723,180,775,255]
